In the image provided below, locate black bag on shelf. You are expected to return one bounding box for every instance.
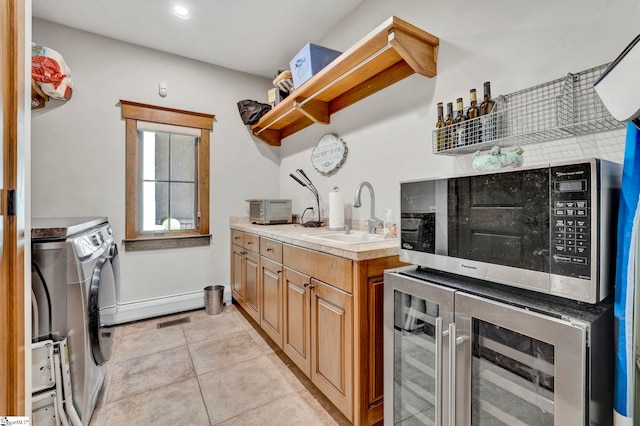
[237,99,271,125]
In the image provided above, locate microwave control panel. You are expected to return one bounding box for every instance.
[550,162,592,280]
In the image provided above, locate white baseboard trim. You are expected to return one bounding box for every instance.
[115,286,232,324]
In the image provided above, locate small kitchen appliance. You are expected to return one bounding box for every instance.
[400,158,621,303]
[247,199,292,225]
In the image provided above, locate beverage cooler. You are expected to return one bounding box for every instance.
[383,267,614,426]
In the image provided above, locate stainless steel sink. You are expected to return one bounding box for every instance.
[303,231,392,244]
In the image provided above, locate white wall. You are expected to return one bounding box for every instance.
[280,0,638,223]
[31,19,278,316]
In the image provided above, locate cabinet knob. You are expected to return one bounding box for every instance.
[303,282,310,287]
[234,236,240,240]
[266,247,273,252]
[247,241,253,245]
[240,251,246,255]
[309,284,315,289]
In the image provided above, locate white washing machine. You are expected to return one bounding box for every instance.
[32,217,119,425]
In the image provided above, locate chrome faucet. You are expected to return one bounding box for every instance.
[353,181,383,234]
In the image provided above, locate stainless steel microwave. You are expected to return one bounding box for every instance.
[247,199,292,225]
[400,158,621,303]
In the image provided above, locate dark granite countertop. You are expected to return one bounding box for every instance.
[31,217,108,240]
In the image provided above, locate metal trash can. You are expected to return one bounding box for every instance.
[204,285,225,315]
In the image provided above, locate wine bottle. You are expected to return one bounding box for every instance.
[444,102,454,149]
[466,89,480,145]
[480,82,495,114]
[453,97,466,147]
[436,102,445,151]
[480,81,496,142]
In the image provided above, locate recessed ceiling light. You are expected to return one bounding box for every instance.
[172,5,192,19]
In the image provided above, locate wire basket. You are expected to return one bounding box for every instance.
[432,63,625,155]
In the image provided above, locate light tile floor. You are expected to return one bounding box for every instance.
[90,304,351,425]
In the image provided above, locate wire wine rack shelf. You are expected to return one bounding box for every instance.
[432,63,624,155]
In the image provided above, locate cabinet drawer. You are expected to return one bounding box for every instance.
[231,229,244,245]
[283,244,352,293]
[260,237,283,263]
[243,233,260,252]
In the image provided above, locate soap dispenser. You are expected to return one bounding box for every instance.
[383,209,397,239]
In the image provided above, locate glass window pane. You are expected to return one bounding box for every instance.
[154,133,170,181]
[142,182,168,231]
[139,130,198,233]
[170,134,197,182]
[393,290,440,424]
[471,319,555,425]
[141,131,169,181]
[170,182,196,230]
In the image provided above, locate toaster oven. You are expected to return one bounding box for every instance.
[247,199,292,225]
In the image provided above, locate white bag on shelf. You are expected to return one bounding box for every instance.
[32,42,73,101]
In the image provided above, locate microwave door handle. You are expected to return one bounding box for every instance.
[435,317,443,426]
[448,322,457,426]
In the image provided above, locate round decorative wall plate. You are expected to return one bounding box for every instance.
[311,133,348,176]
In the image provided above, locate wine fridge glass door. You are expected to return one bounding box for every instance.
[384,272,455,426]
[453,292,587,426]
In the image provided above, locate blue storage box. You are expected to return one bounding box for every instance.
[289,43,342,90]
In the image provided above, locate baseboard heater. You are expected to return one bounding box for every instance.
[115,286,231,324]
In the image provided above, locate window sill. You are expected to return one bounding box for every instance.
[123,234,211,251]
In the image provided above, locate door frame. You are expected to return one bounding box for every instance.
[1,0,27,415]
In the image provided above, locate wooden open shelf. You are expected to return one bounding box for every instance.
[250,16,439,146]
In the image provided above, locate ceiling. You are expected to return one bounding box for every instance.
[31,0,364,78]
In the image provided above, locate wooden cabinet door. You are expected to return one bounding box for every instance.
[283,267,311,377]
[243,250,260,323]
[260,257,283,349]
[231,244,245,303]
[311,278,353,420]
